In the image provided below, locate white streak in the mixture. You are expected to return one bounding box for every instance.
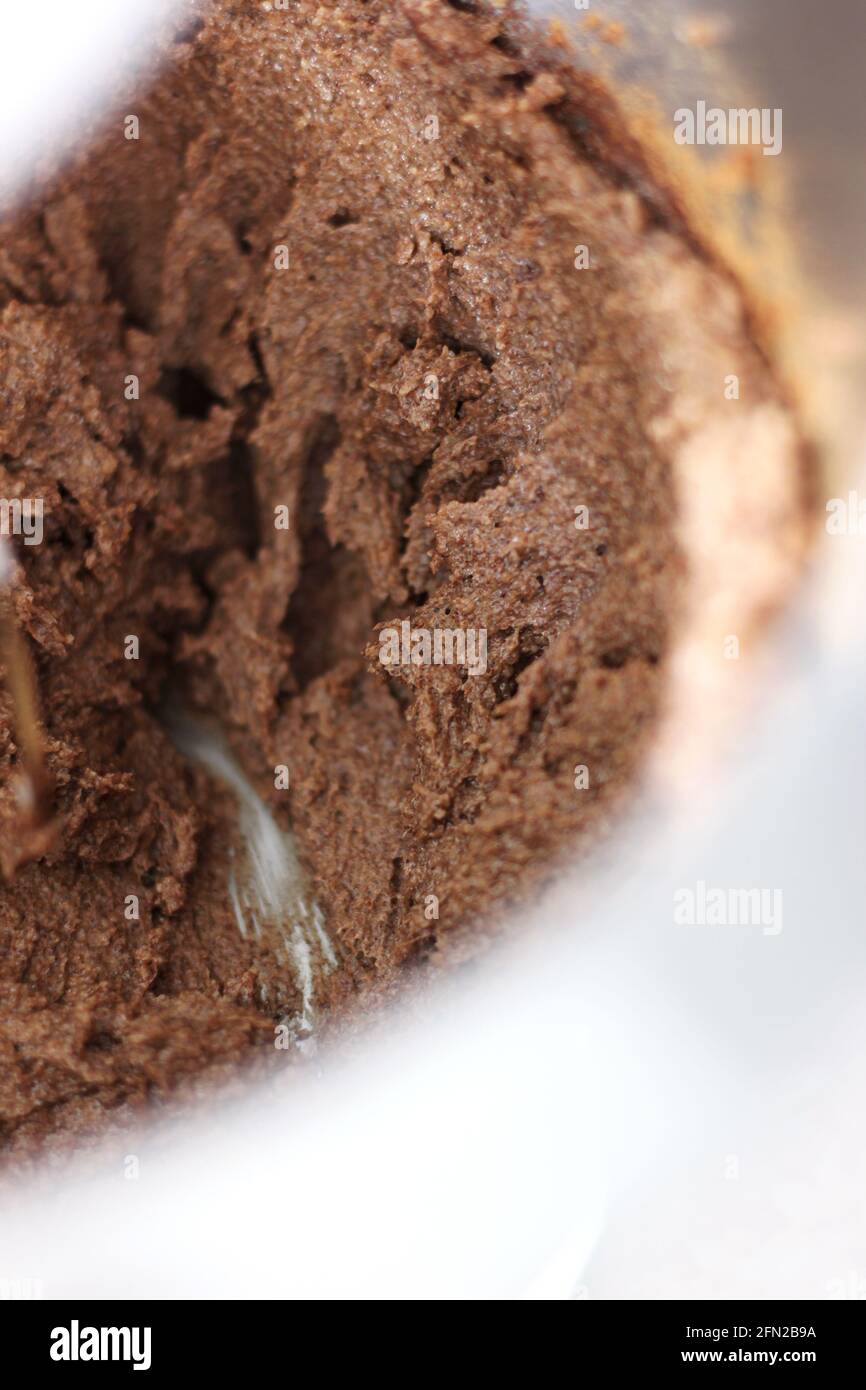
[228,869,247,940]
[0,535,13,587]
[311,901,338,969]
[166,712,336,1038]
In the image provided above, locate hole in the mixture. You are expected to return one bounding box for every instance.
[439,331,496,369]
[150,966,171,997]
[157,367,223,420]
[462,459,506,502]
[429,230,465,256]
[500,70,533,92]
[505,147,532,172]
[493,633,548,703]
[327,207,358,228]
[246,331,270,393]
[600,648,630,670]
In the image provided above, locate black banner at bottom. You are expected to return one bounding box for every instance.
[0,1299,860,1372]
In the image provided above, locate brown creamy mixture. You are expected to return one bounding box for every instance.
[0,0,810,1160]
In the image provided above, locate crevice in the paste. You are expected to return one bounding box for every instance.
[326,207,358,228]
[492,631,548,704]
[157,366,224,420]
[428,230,465,257]
[283,414,365,692]
[598,647,662,671]
[500,70,533,93]
[209,439,262,561]
[438,330,496,369]
[600,648,630,670]
[246,331,271,397]
[384,853,404,940]
[489,31,520,58]
[461,458,505,501]
[449,773,482,826]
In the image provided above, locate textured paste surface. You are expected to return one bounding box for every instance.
[0,0,808,1159]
